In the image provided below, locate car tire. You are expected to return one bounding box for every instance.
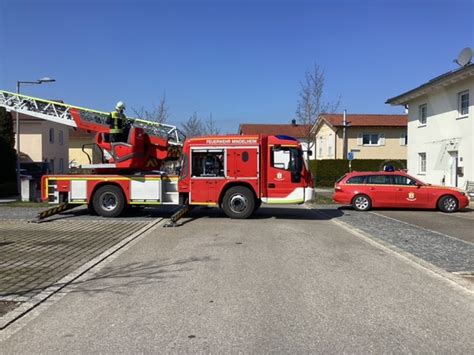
[92,185,126,217]
[222,186,255,219]
[437,195,458,213]
[352,194,372,211]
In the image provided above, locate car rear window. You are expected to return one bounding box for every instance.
[346,176,366,184]
[336,174,347,183]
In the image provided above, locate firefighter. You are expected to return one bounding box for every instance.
[109,101,127,143]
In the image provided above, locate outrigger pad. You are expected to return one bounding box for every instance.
[31,203,82,223]
[164,204,193,227]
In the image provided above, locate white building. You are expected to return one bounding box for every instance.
[386,63,473,188]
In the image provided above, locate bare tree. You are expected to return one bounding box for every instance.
[181,112,204,137]
[180,112,221,138]
[132,94,169,123]
[296,63,340,155]
[204,113,220,135]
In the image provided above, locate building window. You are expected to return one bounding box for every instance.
[400,133,408,146]
[328,146,333,156]
[49,128,54,143]
[418,104,427,125]
[362,133,380,146]
[59,130,64,145]
[59,158,64,173]
[418,153,426,174]
[49,158,55,173]
[458,90,469,116]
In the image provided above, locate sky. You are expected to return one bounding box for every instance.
[0,0,473,133]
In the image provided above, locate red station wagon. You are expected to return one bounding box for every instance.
[333,171,470,213]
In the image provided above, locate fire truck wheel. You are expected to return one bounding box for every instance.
[222,186,255,219]
[92,185,126,217]
[254,199,262,212]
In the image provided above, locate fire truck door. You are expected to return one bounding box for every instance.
[266,146,298,200]
[227,148,258,178]
[190,149,225,204]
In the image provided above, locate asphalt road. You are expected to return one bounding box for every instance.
[1,205,473,353]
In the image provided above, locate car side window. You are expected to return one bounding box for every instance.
[346,176,365,184]
[393,175,417,185]
[366,175,392,184]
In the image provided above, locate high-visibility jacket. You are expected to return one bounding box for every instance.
[109,111,125,134]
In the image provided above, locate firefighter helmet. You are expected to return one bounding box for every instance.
[115,101,126,111]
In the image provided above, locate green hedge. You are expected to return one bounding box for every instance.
[309,159,407,187]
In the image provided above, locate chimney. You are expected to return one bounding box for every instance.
[291,119,297,126]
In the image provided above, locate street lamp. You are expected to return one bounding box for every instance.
[15,77,56,196]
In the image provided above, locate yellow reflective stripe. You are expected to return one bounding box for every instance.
[190,202,218,206]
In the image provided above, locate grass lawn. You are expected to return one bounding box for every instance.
[312,194,334,204]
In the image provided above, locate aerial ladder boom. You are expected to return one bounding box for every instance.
[0,90,185,171]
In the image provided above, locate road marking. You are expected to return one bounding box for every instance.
[370,211,474,246]
[311,208,474,295]
[0,216,167,340]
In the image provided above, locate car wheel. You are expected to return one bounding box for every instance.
[352,194,372,211]
[437,195,458,213]
[222,186,255,219]
[92,185,126,217]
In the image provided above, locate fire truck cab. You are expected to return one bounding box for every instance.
[178,135,314,218]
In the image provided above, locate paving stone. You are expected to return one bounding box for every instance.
[0,218,149,302]
[333,209,474,273]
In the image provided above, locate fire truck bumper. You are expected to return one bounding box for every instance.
[304,187,315,202]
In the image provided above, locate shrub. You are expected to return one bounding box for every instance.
[309,159,407,187]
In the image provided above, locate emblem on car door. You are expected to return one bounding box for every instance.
[275,172,284,181]
[407,192,417,201]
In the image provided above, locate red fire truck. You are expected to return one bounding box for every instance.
[0,91,314,220]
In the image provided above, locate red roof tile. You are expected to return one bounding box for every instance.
[321,114,407,127]
[238,123,311,138]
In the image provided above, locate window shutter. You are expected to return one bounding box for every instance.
[357,133,363,146]
[379,133,386,146]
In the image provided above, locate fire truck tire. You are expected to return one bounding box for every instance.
[254,199,262,212]
[92,185,126,217]
[222,186,255,219]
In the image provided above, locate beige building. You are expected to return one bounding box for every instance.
[14,114,69,173]
[312,114,408,160]
[69,128,101,168]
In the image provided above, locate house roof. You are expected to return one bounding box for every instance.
[319,114,407,128]
[386,63,474,105]
[238,123,311,138]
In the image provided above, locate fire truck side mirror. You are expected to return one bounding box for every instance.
[307,150,313,157]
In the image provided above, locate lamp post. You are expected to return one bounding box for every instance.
[15,77,56,196]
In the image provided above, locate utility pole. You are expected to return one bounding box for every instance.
[342,109,348,159]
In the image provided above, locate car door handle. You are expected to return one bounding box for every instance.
[268,183,276,188]
[369,187,375,190]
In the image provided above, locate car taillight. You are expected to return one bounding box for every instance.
[335,184,342,191]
